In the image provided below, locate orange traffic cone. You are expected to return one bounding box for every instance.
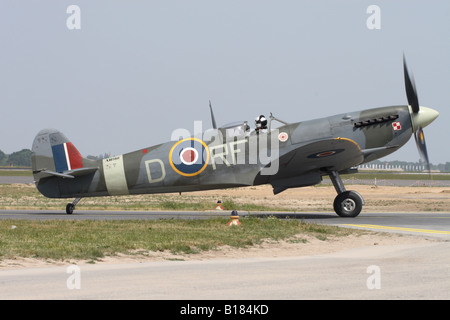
[227,210,241,226]
[215,200,224,210]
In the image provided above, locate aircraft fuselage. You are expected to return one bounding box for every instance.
[33,105,415,199]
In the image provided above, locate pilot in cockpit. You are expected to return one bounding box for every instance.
[254,115,268,134]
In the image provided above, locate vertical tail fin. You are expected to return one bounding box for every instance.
[31,129,91,181]
[32,129,99,198]
[32,129,85,175]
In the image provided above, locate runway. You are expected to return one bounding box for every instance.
[1,209,450,238]
[1,240,449,300]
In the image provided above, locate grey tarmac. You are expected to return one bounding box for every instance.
[1,240,449,300]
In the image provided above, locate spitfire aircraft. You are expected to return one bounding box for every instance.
[31,57,438,217]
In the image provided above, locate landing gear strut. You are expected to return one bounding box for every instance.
[329,171,364,217]
[66,198,81,214]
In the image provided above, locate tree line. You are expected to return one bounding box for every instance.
[0,149,32,167]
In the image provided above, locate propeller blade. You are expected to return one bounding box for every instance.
[403,55,420,113]
[414,126,431,173]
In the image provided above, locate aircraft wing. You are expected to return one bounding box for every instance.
[268,137,364,193]
[281,137,363,173]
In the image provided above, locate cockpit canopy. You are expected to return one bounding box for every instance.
[219,121,250,138]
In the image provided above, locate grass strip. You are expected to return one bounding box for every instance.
[0,170,32,176]
[0,218,355,261]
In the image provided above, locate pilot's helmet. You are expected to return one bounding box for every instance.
[255,115,267,129]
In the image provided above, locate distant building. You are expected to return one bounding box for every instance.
[358,160,443,172]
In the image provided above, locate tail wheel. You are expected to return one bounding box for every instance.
[66,203,75,214]
[333,191,363,218]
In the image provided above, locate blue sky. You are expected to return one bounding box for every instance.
[1,1,449,163]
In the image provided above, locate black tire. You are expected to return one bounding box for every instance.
[66,203,75,215]
[333,191,363,217]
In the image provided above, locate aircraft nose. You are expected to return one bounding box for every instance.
[410,106,439,131]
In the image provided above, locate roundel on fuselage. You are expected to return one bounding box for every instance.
[169,138,209,176]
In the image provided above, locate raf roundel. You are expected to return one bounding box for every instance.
[278,132,289,142]
[169,138,210,177]
[307,149,344,159]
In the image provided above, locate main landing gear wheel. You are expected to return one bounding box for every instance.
[333,191,363,218]
[328,171,364,218]
[66,203,75,215]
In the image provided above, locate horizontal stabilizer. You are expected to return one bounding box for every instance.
[33,167,98,180]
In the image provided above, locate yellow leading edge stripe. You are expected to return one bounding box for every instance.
[342,224,450,235]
